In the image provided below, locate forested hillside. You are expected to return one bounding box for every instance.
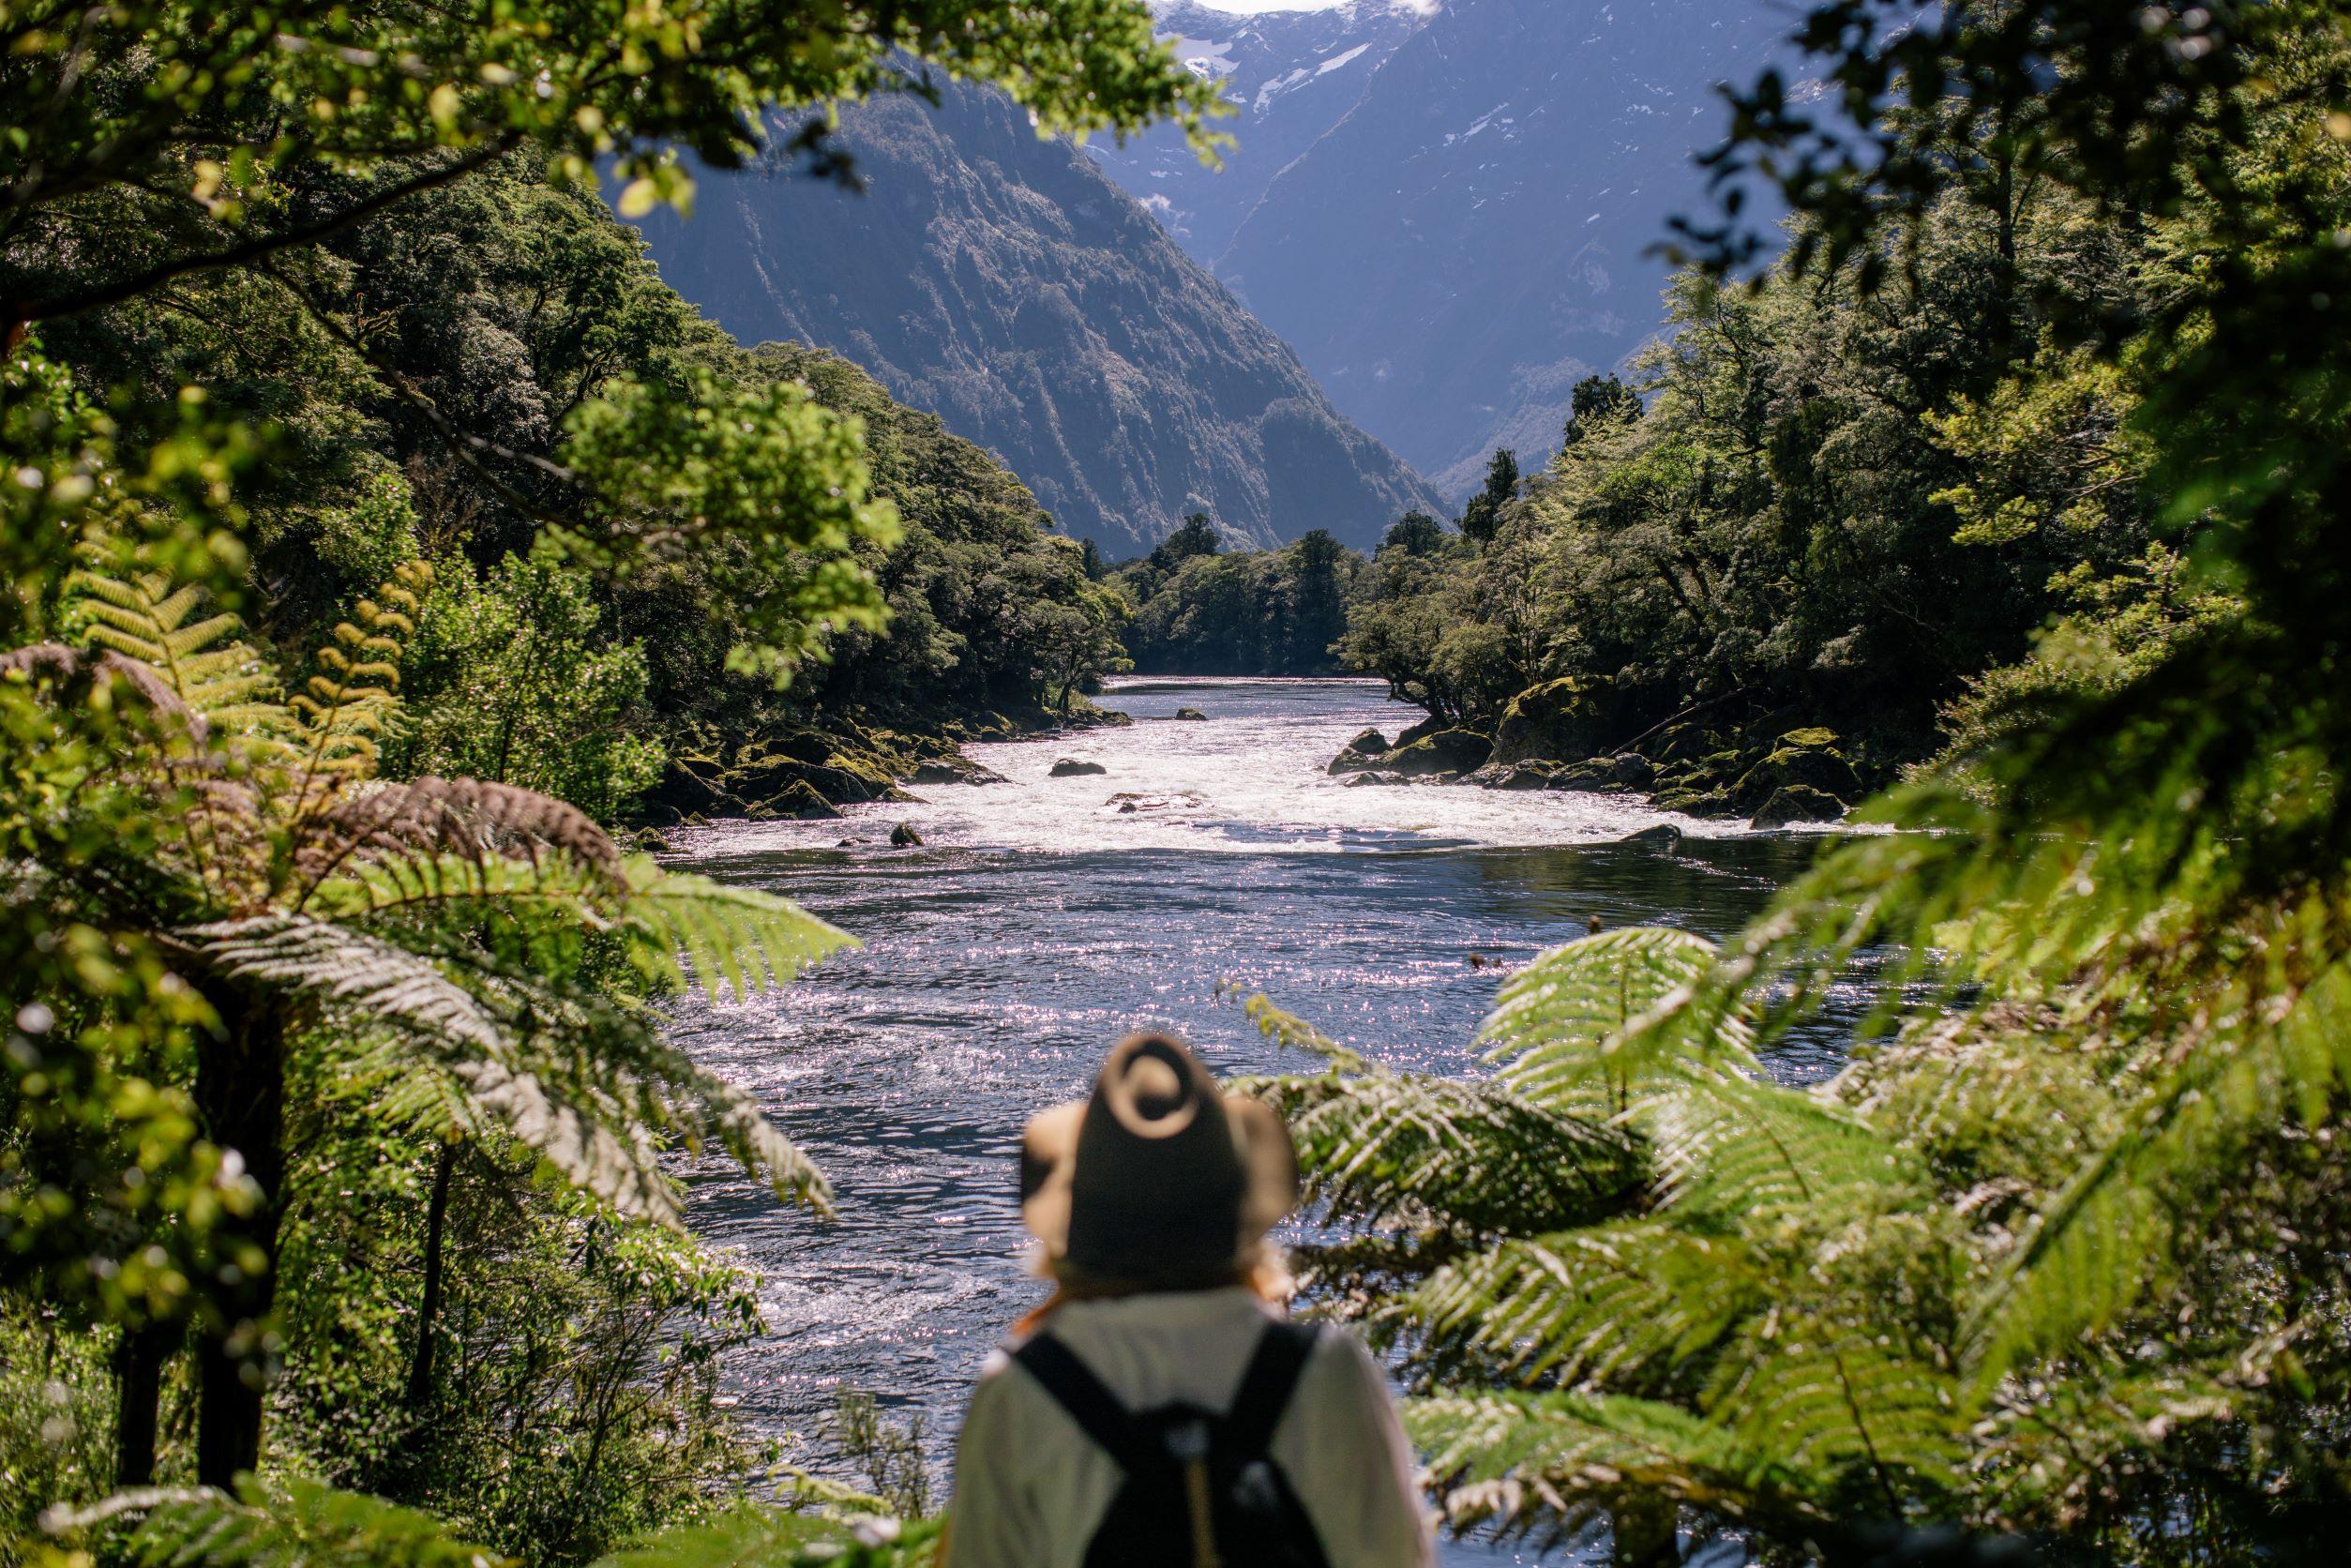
[1330,181,2165,825]
[631,79,1444,556]
[0,1,1203,1560]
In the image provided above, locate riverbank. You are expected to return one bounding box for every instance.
[1324,677,1876,830]
[635,698,1131,826]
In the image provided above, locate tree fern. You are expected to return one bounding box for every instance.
[1967,954,2351,1388]
[1407,1388,1802,1537]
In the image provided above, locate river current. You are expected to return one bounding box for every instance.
[665,677,1837,1562]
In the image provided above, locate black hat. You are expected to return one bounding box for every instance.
[1019,1033,1298,1285]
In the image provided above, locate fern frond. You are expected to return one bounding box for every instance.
[190,914,687,1226]
[1482,927,1758,1114]
[285,563,432,807]
[63,568,280,734]
[623,858,857,1000]
[1408,1387,1803,1536]
[53,1477,508,1568]
[1256,1069,1643,1238]
[1411,1223,1764,1389]
[1967,954,2351,1388]
[293,776,629,913]
[1643,1070,1909,1221]
[1702,1315,1966,1512]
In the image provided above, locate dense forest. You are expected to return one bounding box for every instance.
[1107,514,1363,676]
[11,0,2351,1565]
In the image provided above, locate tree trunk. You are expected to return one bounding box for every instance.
[192,998,287,1488]
[112,1319,179,1486]
[404,1139,459,1408]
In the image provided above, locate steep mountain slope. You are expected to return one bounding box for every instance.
[1105,0,1786,500]
[630,82,1442,558]
[1084,0,1431,266]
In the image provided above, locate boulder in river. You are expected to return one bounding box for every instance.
[890,822,925,847]
[1343,770,1412,788]
[1384,728,1493,778]
[1173,706,1209,721]
[1617,823,1684,851]
[1751,784,1846,829]
[1491,676,1625,766]
[1050,758,1108,777]
[909,758,1009,787]
[745,779,839,821]
[1730,729,1860,817]
[1341,728,1390,757]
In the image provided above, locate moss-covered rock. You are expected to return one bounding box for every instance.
[1384,728,1493,778]
[1491,676,1623,765]
[1730,732,1861,816]
[1751,784,1846,829]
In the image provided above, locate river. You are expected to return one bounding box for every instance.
[663,676,1839,1562]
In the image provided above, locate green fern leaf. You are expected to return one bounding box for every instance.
[1967,957,2351,1387]
[1411,1223,1765,1388]
[1256,1069,1643,1238]
[623,858,857,1000]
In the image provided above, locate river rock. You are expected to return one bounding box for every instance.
[1618,823,1684,850]
[1343,770,1412,788]
[1751,784,1846,829]
[1467,761,1557,791]
[1730,731,1860,817]
[1107,791,1205,813]
[1050,758,1108,777]
[1173,706,1209,721]
[1491,676,1624,766]
[745,779,839,821]
[1384,728,1492,778]
[890,822,925,847]
[1341,728,1391,758]
[909,758,1009,787]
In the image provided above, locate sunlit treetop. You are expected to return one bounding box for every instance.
[0,0,1226,329]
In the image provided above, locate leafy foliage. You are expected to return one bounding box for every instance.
[1114,522,1362,677]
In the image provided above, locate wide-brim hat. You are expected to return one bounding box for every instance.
[1019,1032,1298,1286]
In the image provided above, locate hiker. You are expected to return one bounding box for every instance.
[943,1031,1434,1568]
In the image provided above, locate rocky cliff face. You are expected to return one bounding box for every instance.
[1086,0,1432,266]
[1088,0,1786,502]
[629,81,1443,558]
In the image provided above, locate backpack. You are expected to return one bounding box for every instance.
[1011,1319,1333,1568]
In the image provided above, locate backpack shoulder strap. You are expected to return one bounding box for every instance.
[1010,1333,1146,1471]
[1223,1319,1322,1459]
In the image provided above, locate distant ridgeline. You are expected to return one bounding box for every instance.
[627,78,1443,558]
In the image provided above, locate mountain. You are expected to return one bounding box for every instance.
[628,82,1443,558]
[1088,0,1787,501]
[1084,1,1432,266]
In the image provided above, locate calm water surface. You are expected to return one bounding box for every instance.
[664,678,1839,1563]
